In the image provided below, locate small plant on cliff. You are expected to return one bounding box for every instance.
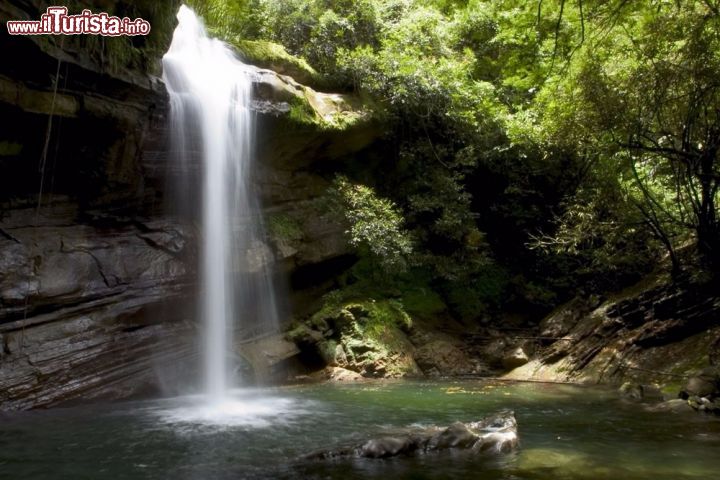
[266,213,303,242]
[330,175,413,272]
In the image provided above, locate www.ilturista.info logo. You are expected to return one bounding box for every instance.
[6,6,151,36]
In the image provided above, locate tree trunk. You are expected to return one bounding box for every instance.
[696,150,718,270]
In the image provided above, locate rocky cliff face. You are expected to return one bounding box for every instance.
[504,273,720,394]
[0,0,191,409]
[0,1,379,409]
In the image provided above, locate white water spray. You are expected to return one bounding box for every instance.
[162,5,279,404]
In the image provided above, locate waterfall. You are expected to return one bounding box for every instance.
[162,5,279,403]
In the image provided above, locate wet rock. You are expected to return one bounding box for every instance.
[699,367,720,386]
[619,382,644,401]
[481,337,509,366]
[413,337,476,376]
[302,410,518,460]
[0,292,197,410]
[693,397,719,414]
[480,335,531,372]
[502,347,530,370]
[619,382,664,402]
[680,369,720,400]
[700,397,717,408]
[308,366,364,382]
[642,384,665,401]
[315,341,348,367]
[334,344,348,365]
[0,207,197,409]
[286,323,324,345]
[315,339,338,366]
[504,273,720,387]
[539,297,594,339]
[359,436,421,458]
[711,338,720,367]
[681,378,716,399]
[518,448,593,471]
[237,333,300,382]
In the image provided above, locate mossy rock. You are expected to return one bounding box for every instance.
[401,287,447,320]
[286,90,372,132]
[308,294,420,378]
[286,323,323,345]
[266,213,304,242]
[249,65,374,132]
[231,40,320,87]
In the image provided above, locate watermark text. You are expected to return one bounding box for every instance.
[6,7,151,36]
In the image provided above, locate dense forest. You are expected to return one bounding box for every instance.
[189,0,718,323]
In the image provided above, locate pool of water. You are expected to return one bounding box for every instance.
[1,380,719,479]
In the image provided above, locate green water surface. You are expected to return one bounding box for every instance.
[1,380,719,479]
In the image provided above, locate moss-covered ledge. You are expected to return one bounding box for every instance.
[246,62,374,132]
[231,39,320,87]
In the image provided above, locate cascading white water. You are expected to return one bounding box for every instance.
[162,5,279,404]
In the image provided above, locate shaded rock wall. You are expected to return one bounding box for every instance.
[0,1,193,409]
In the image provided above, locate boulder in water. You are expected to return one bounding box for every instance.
[619,382,664,402]
[687,395,720,414]
[679,368,720,400]
[302,410,518,460]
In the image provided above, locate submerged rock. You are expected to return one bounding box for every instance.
[648,399,696,414]
[517,447,594,471]
[302,410,518,460]
[619,382,664,402]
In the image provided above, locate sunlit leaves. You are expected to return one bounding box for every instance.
[330,176,414,271]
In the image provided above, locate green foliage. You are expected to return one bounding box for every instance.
[400,285,447,319]
[259,0,381,81]
[192,0,719,324]
[330,175,413,271]
[524,0,720,271]
[186,0,262,40]
[528,159,658,283]
[231,39,319,81]
[444,263,511,321]
[287,95,318,126]
[307,253,446,327]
